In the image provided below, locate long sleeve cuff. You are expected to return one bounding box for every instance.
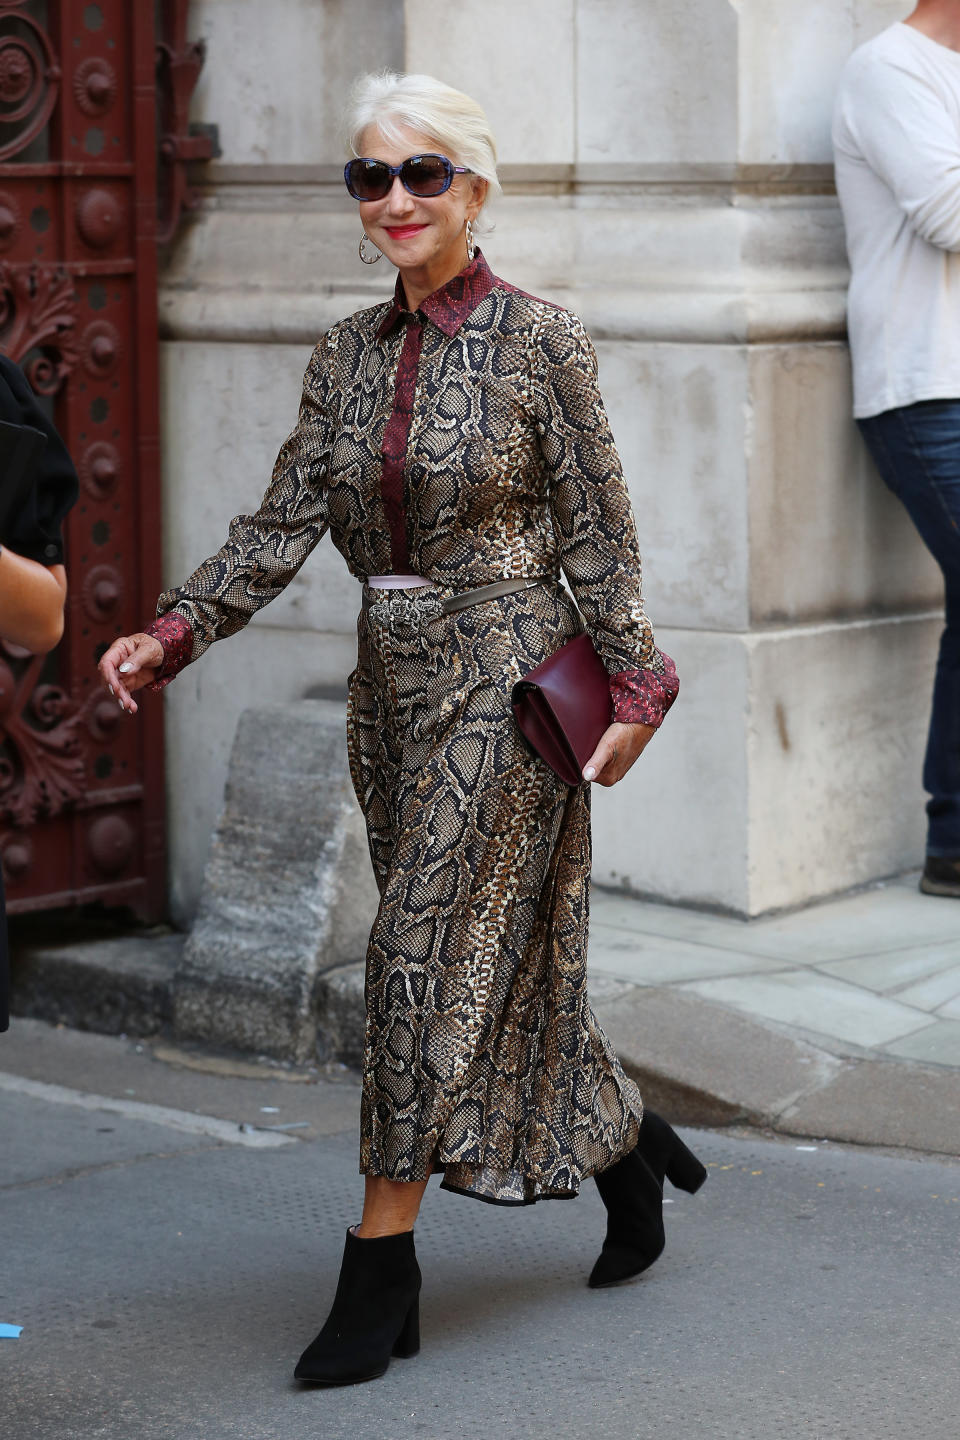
[143,612,194,691]
[609,652,679,728]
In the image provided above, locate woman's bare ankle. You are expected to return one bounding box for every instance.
[354,1220,413,1239]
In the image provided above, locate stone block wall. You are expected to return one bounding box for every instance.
[157,0,939,921]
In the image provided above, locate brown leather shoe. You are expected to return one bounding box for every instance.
[920,856,960,898]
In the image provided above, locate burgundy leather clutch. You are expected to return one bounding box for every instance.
[511,631,612,786]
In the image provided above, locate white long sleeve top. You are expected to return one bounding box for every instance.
[833,23,960,418]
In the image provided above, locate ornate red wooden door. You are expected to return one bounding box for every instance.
[0,1,165,917]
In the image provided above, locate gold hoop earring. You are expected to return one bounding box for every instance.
[359,232,383,265]
[465,219,476,263]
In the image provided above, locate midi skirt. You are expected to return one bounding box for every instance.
[346,579,643,1205]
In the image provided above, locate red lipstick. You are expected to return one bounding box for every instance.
[384,225,427,239]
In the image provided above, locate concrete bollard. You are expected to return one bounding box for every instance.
[172,700,378,1062]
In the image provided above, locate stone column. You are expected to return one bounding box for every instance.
[403,0,941,914]
[160,0,939,920]
[157,0,403,925]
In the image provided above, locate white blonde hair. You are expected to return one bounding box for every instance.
[344,71,500,211]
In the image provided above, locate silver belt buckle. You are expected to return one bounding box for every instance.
[366,585,441,634]
[389,589,421,635]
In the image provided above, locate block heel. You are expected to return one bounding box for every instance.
[662,1133,708,1194]
[391,1299,420,1358]
[639,1110,708,1193]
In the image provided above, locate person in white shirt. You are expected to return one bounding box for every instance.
[834,0,960,898]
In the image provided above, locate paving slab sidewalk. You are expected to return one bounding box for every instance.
[588,870,960,1157]
[8,870,959,1161]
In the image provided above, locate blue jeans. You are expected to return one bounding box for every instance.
[858,401,960,857]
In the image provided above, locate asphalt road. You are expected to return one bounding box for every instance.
[2,1059,958,1439]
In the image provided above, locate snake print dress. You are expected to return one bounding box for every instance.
[147,253,678,1205]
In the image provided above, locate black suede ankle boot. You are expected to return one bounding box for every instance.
[636,1110,709,1195]
[294,1227,421,1386]
[588,1112,707,1289]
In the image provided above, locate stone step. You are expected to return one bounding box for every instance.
[9,931,367,1069]
[10,931,181,1039]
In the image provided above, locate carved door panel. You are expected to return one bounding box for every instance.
[0,2,164,916]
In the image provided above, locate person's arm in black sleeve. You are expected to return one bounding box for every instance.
[0,356,76,652]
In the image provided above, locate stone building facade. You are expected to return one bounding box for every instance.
[158,0,940,924]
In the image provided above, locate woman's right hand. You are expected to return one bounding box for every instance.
[98,632,164,715]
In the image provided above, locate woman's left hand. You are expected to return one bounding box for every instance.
[583,721,657,787]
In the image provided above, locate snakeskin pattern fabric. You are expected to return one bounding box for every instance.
[146,253,682,1202]
[350,580,642,1203]
[150,253,678,725]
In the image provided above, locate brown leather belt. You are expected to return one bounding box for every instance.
[362,575,550,617]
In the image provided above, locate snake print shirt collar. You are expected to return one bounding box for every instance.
[376,251,496,339]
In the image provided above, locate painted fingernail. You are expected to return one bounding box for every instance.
[108,684,115,696]
[584,766,596,781]
[118,662,133,674]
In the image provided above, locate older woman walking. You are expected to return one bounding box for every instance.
[99,71,705,1386]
